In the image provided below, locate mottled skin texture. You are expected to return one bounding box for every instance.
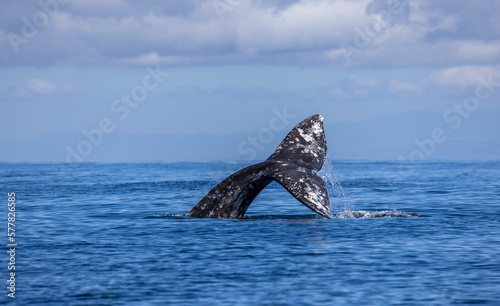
[187,114,330,219]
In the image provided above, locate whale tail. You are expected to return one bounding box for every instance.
[187,114,331,218]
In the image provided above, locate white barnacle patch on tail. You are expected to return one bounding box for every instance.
[304,183,325,210]
[297,128,314,142]
[311,121,322,135]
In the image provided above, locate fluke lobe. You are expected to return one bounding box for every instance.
[187,114,330,219]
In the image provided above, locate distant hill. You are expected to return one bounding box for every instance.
[1,109,499,162]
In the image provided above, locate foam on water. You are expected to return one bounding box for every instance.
[147,213,186,218]
[332,210,421,218]
[149,212,421,219]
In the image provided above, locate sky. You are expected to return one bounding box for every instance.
[0,0,499,161]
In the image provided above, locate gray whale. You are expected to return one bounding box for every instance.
[187,114,330,218]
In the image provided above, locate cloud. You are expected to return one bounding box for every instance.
[319,74,383,101]
[424,66,500,88]
[0,0,498,69]
[27,78,56,95]
[389,80,421,95]
[320,64,500,102]
[324,87,350,100]
[4,78,86,100]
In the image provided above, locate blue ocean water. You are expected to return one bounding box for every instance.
[1,161,500,305]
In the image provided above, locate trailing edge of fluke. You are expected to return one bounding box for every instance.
[187,114,330,219]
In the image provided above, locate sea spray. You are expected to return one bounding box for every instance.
[318,158,420,218]
[319,155,351,215]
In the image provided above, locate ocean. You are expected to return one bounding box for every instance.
[1,161,500,305]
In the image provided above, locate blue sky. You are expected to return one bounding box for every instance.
[0,0,499,161]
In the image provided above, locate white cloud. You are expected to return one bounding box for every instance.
[0,0,498,68]
[455,41,500,62]
[424,66,500,88]
[27,79,56,95]
[117,52,190,66]
[326,88,350,100]
[4,78,86,100]
[349,75,380,88]
[389,80,421,95]
[321,64,500,102]
[320,74,383,101]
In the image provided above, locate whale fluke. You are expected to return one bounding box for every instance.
[187,114,330,218]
